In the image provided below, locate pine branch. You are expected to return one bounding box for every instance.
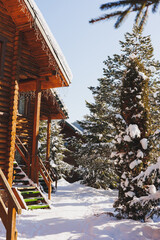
[152,0,160,12]
[135,4,146,24]
[100,1,134,10]
[115,7,132,28]
[89,11,126,24]
[90,0,160,28]
[139,7,148,30]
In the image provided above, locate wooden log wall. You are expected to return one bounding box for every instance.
[19,32,40,80]
[16,99,35,158]
[0,1,40,184]
[16,114,33,154]
[0,0,16,184]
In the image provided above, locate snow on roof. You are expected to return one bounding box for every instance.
[51,89,68,117]
[21,0,72,84]
[69,122,83,134]
[63,121,83,135]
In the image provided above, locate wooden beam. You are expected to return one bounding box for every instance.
[19,75,67,92]
[48,180,51,201]
[6,201,17,240]
[0,196,7,229]
[46,117,51,171]
[12,188,27,210]
[40,113,66,121]
[7,31,20,186]
[31,80,41,183]
[0,169,21,214]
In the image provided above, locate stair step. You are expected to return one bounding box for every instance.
[18,165,26,168]
[17,186,36,191]
[13,173,26,178]
[13,160,50,210]
[28,204,50,210]
[13,168,21,173]
[24,197,44,203]
[13,179,29,184]
[20,190,40,195]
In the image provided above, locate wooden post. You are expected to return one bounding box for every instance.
[7,31,20,186]
[7,201,17,240]
[48,179,51,200]
[31,80,41,184]
[46,116,51,171]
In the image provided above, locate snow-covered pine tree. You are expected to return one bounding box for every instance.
[38,120,47,162]
[39,120,69,178]
[76,26,160,191]
[75,26,160,214]
[49,121,70,178]
[113,55,152,220]
[112,27,160,220]
[76,58,122,189]
[76,72,120,189]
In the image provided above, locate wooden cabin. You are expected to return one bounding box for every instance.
[59,121,84,183]
[15,89,68,181]
[0,0,72,185]
[60,120,83,166]
[0,0,72,238]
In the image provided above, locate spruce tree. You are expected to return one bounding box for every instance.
[49,121,69,178]
[76,27,160,217]
[111,27,160,220]
[77,66,120,189]
[113,56,152,220]
[38,120,68,178]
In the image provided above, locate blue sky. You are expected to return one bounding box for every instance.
[35,0,160,123]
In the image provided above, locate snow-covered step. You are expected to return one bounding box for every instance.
[12,161,50,210]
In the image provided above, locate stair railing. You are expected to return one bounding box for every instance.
[37,156,53,200]
[15,135,54,200]
[48,167,58,189]
[0,168,21,240]
[15,135,31,176]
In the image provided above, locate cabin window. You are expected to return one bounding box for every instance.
[18,95,30,116]
[0,36,7,78]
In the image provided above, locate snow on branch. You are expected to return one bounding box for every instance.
[126,124,141,138]
[130,189,160,207]
[133,157,160,182]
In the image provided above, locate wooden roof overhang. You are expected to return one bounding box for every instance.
[20,89,68,120]
[40,89,68,120]
[3,0,72,92]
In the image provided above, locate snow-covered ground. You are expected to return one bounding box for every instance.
[1,179,160,239]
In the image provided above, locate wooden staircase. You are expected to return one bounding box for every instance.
[12,161,50,210]
[15,135,56,200]
[0,168,21,240]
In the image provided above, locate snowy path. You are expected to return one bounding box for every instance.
[1,179,160,239]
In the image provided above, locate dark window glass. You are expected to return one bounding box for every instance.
[18,95,30,116]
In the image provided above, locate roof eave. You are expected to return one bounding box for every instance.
[23,0,72,86]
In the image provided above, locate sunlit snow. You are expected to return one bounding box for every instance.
[126,124,141,138]
[140,138,148,150]
[1,179,160,240]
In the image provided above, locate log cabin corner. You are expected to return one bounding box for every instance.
[0,0,72,239]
